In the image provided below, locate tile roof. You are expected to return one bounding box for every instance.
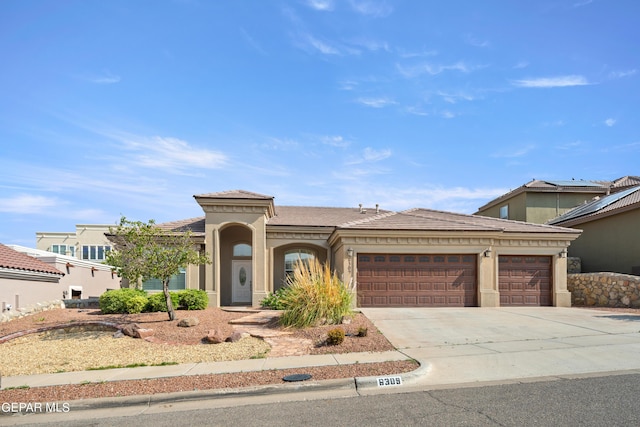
[0,244,64,276]
[548,185,640,226]
[156,217,206,234]
[157,192,578,235]
[268,205,391,227]
[340,208,578,234]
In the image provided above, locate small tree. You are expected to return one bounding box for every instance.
[106,216,210,321]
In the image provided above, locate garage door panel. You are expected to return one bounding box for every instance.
[358,254,477,307]
[499,255,552,307]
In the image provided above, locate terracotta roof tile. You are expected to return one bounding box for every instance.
[0,244,64,276]
[156,217,205,234]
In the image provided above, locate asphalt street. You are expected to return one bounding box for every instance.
[5,371,640,427]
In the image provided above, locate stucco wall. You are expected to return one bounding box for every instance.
[565,209,640,274]
[568,272,640,307]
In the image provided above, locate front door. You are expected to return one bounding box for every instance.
[232,260,252,304]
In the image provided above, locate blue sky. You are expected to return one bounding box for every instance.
[1,0,638,246]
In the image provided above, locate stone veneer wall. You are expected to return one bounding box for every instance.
[0,300,64,323]
[567,257,581,274]
[568,273,640,308]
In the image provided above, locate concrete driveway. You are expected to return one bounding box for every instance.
[361,307,640,386]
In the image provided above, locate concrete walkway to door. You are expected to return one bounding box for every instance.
[360,307,640,387]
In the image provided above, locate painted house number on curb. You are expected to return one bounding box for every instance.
[376,376,403,387]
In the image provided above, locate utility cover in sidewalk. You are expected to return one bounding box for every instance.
[283,373,312,382]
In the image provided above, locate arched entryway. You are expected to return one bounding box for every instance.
[219,224,253,306]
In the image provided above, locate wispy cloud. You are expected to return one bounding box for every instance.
[319,135,351,148]
[349,0,393,17]
[573,0,593,7]
[513,61,529,69]
[512,75,590,88]
[345,147,392,165]
[240,27,268,55]
[356,97,396,108]
[491,144,536,158]
[397,61,478,78]
[464,34,490,48]
[305,0,334,11]
[0,194,60,214]
[115,134,227,171]
[438,91,476,104]
[609,69,637,79]
[604,118,616,127]
[83,71,121,84]
[556,140,584,150]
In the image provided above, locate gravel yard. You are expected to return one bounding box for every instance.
[0,307,414,403]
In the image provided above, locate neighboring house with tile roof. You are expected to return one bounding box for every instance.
[0,243,64,312]
[548,186,640,275]
[475,176,640,224]
[139,190,581,308]
[0,244,120,312]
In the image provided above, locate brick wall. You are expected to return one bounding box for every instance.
[568,273,640,307]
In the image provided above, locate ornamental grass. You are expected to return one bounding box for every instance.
[279,258,352,328]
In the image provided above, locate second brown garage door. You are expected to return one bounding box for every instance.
[357,254,477,307]
[499,255,552,306]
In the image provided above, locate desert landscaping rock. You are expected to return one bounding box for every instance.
[178,317,200,327]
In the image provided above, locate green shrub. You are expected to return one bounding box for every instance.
[279,259,353,328]
[177,289,209,310]
[260,287,291,310]
[99,288,149,314]
[327,327,345,345]
[146,292,180,312]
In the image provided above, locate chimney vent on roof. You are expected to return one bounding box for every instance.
[359,204,366,214]
[375,204,379,214]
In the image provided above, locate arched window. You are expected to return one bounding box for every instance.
[233,243,252,257]
[284,249,316,277]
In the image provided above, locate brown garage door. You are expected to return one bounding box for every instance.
[357,254,477,307]
[499,256,552,306]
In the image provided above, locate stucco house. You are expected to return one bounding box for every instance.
[475,176,640,224]
[0,244,120,311]
[548,185,640,275]
[145,190,581,308]
[36,224,113,262]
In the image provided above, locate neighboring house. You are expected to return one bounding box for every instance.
[475,176,640,224]
[547,186,640,275]
[36,224,113,262]
[126,190,581,308]
[0,244,120,311]
[0,243,64,312]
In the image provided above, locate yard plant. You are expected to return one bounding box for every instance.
[279,258,352,328]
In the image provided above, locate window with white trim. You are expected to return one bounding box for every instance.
[142,268,186,291]
[51,244,75,257]
[81,245,111,261]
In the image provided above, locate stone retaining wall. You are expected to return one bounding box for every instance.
[568,273,640,307]
[567,257,581,274]
[0,300,65,323]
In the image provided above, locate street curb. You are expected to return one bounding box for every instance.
[62,378,359,412]
[355,361,431,390]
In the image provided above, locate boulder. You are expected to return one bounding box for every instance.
[178,317,200,327]
[226,330,250,343]
[134,328,154,339]
[204,328,225,344]
[121,323,141,338]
